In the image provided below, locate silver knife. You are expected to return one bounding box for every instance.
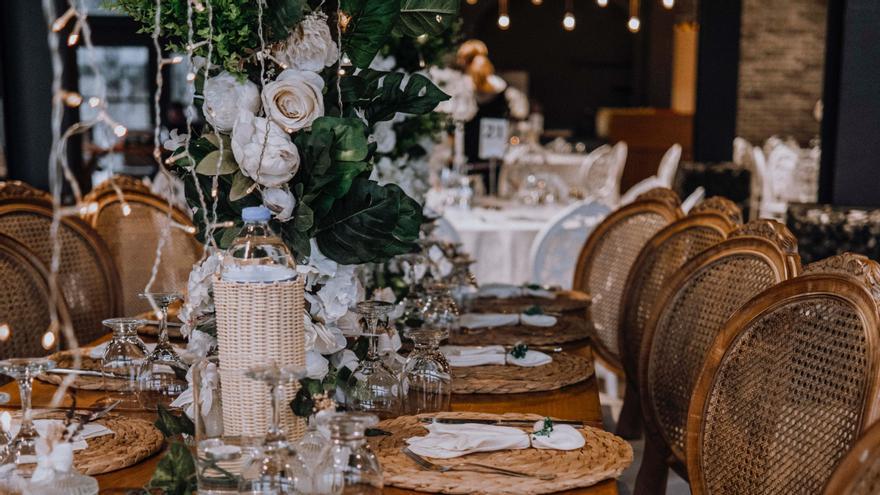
[419,417,586,427]
[46,368,128,379]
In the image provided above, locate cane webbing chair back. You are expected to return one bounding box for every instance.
[824,421,880,495]
[574,187,683,372]
[619,197,743,382]
[688,254,880,495]
[83,186,202,315]
[87,175,153,198]
[0,199,121,345]
[639,219,801,473]
[0,181,52,203]
[0,233,71,362]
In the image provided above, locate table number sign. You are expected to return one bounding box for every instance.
[479,118,510,160]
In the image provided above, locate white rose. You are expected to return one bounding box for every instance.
[303,315,347,355]
[317,264,361,323]
[231,110,300,188]
[261,69,325,133]
[203,71,261,133]
[274,12,338,72]
[181,329,216,364]
[372,121,397,154]
[330,349,359,372]
[262,187,296,221]
[306,351,330,380]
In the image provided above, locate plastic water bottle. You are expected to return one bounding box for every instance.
[221,206,297,282]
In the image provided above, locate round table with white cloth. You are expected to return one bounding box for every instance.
[442,203,566,285]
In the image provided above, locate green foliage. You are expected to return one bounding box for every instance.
[315,177,423,264]
[147,441,196,495]
[396,0,459,38]
[533,417,554,437]
[523,305,544,316]
[510,343,529,359]
[155,404,195,438]
[340,0,401,68]
[340,69,449,126]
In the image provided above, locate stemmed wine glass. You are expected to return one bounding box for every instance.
[351,301,402,419]
[238,363,308,494]
[397,253,426,326]
[98,318,149,410]
[0,357,56,466]
[137,293,187,408]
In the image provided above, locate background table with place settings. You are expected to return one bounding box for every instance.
[443,202,566,285]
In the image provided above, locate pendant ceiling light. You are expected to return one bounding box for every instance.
[497,0,511,29]
[562,0,576,30]
[628,0,641,32]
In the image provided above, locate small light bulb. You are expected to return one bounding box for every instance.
[662,0,674,9]
[341,54,351,66]
[171,55,184,64]
[597,0,608,6]
[113,124,128,137]
[532,0,543,5]
[466,0,478,4]
[67,32,80,46]
[186,72,196,82]
[185,225,197,234]
[87,202,99,214]
[435,14,443,22]
[338,68,346,76]
[563,13,576,30]
[628,16,641,32]
[0,323,10,342]
[63,92,83,107]
[122,203,132,216]
[41,331,56,350]
[498,14,510,29]
[88,97,101,108]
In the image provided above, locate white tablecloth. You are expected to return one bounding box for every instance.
[443,204,565,285]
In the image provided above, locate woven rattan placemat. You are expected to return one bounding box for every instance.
[26,412,164,475]
[451,352,594,394]
[37,349,123,391]
[449,314,591,346]
[372,412,632,495]
[472,290,591,315]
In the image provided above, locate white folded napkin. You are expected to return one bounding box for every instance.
[530,421,585,450]
[406,422,530,459]
[440,346,553,368]
[459,313,557,329]
[441,345,507,367]
[478,283,556,300]
[11,419,113,464]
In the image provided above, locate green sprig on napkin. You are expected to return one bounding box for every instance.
[510,343,529,359]
[523,305,545,316]
[533,417,555,437]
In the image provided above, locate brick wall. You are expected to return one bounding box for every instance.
[737,0,827,145]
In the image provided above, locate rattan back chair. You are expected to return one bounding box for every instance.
[687,253,880,495]
[0,181,52,202]
[823,420,880,495]
[0,198,121,346]
[634,219,801,494]
[0,233,71,365]
[614,197,743,439]
[573,187,683,374]
[83,183,202,314]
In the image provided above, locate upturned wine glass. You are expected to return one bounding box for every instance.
[137,292,187,408]
[350,301,402,419]
[0,357,56,467]
[98,318,149,409]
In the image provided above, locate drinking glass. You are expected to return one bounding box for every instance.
[350,301,402,419]
[292,414,338,495]
[397,253,426,327]
[137,293,187,409]
[0,357,56,466]
[316,412,383,494]
[404,327,451,414]
[238,363,308,494]
[98,318,148,409]
[420,283,460,335]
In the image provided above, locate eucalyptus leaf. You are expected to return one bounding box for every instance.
[195,148,238,175]
[397,0,458,37]
[229,172,255,201]
[341,0,401,68]
[315,178,422,264]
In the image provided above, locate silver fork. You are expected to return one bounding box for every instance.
[402,448,556,480]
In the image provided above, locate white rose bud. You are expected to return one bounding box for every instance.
[231,110,300,188]
[262,187,297,221]
[274,12,339,72]
[203,71,261,133]
[261,69,325,133]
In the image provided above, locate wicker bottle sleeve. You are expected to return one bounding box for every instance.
[213,276,307,440]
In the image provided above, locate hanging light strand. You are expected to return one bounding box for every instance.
[497,0,510,29]
[628,0,641,32]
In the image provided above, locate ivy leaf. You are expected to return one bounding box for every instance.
[341,0,401,68]
[397,0,459,37]
[147,441,197,495]
[195,148,238,175]
[155,404,195,438]
[229,172,255,201]
[315,178,423,264]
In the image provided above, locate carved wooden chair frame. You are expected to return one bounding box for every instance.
[823,420,880,495]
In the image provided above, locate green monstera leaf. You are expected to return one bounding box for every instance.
[315,177,422,264]
[397,0,459,37]
[341,69,449,125]
[341,0,401,68]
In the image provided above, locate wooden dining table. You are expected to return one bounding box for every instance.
[0,338,619,495]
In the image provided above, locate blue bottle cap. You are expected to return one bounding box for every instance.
[242,206,272,222]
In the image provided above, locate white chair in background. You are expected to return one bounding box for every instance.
[618,143,682,207]
[528,200,611,289]
[578,142,627,208]
[680,186,706,214]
